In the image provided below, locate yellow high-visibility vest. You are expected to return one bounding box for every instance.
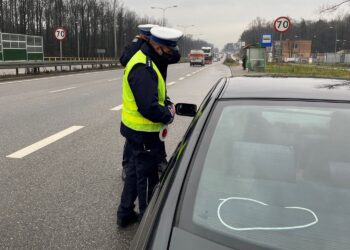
[121,50,166,132]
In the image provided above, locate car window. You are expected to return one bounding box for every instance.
[179,100,350,250]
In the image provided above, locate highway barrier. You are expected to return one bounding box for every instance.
[0,60,119,76]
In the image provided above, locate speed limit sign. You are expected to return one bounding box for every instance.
[274,17,291,33]
[54,27,67,41]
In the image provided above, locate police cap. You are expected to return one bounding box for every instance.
[137,24,159,37]
[150,27,183,48]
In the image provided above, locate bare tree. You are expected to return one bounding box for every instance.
[320,0,350,13]
[240,15,350,53]
[0,0,211,57]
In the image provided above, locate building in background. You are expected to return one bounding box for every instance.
[273,40,312,63]
[282,40,312,62]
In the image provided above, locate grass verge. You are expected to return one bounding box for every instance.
[265,63,350,79]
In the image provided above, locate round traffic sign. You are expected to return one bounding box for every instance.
[274,17,291,33]
[54,27,67,41]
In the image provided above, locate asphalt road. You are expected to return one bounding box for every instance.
[0,60,231,249]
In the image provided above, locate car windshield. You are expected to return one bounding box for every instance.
[179,100,350,250]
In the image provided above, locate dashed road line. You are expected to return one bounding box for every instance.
[6,126,84,159]
[0,71,123,86]
[49,87,77,93]
[178,77,185,81]
[0,77,50,85]
[186,74,192,77]
[110,104,122,111]
[108,77,122,82]
[167,81,176,86]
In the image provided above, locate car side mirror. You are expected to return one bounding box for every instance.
[175,103,197,117]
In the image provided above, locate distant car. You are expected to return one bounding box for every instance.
[130,77,350,250]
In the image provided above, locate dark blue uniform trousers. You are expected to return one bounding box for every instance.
[117,138,164,220]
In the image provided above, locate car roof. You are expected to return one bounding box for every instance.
[221,77,350,101]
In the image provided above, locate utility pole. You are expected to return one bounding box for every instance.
[329,26,338,53]
[113,0,117,58]
[76,21,80,60]
[177,25,194,57]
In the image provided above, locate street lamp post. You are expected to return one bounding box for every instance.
[123,33,126,49]
[150,5,178,26]
[177,24,195,57]
[329,26,338,54]
[294,35,299,61]
[312,35,318,61]
[113,0,118,58]
[75,21,80,60]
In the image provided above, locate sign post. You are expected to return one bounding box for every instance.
[274,16,291,63]
[54,27,67,61]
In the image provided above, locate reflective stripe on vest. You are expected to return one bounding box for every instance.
[121,50,166,132]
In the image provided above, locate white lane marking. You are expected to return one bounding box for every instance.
[0,71,122,86]
[6,126,84,159]
[110,104,122,111]
[49,87,77,93]
[108,77,122,82]
[178,77,185,81]
[167,81,176,86]
[0,77,49,85]
[186,74,192,77]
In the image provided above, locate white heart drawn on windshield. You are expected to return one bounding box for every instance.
[217,197,318,231]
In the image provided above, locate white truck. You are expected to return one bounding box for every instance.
[189,50,205,66]
[201,46,213,64]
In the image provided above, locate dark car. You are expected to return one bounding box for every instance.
[130,77,350,250]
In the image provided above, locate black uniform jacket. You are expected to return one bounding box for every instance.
[120,42,172,143]
[120,38,144,67]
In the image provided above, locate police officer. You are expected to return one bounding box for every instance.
[120,24,159,182]
[119,24,159,67]
[117,27,183,228]
[120,24,181,181]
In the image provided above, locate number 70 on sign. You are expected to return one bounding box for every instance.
[274,17,291,33]
[54,27,67,41]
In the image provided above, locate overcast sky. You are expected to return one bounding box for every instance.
[123,0,349,49]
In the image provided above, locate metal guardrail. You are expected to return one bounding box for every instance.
[0,60,119,76]
[44,57,115,61]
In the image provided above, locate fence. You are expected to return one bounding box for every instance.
[0,59,119,76]
[316,53,350,64]
[44,57,115,61]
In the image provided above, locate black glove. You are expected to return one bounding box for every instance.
[167,104,175,124]
[164,96,173,106]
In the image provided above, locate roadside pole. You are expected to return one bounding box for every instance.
[279,33,283,64]
[274,16,292,73]
[260,33,273,71]
[60,41,63,70]
[54,27,67,71]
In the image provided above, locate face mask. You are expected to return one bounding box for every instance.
[166,49,181,64]
[160,47,181,64]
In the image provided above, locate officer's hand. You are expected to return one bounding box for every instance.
[169,104,176,117]
[170,103,176,117]
[167,104,176,124]
[164,97,173,106]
